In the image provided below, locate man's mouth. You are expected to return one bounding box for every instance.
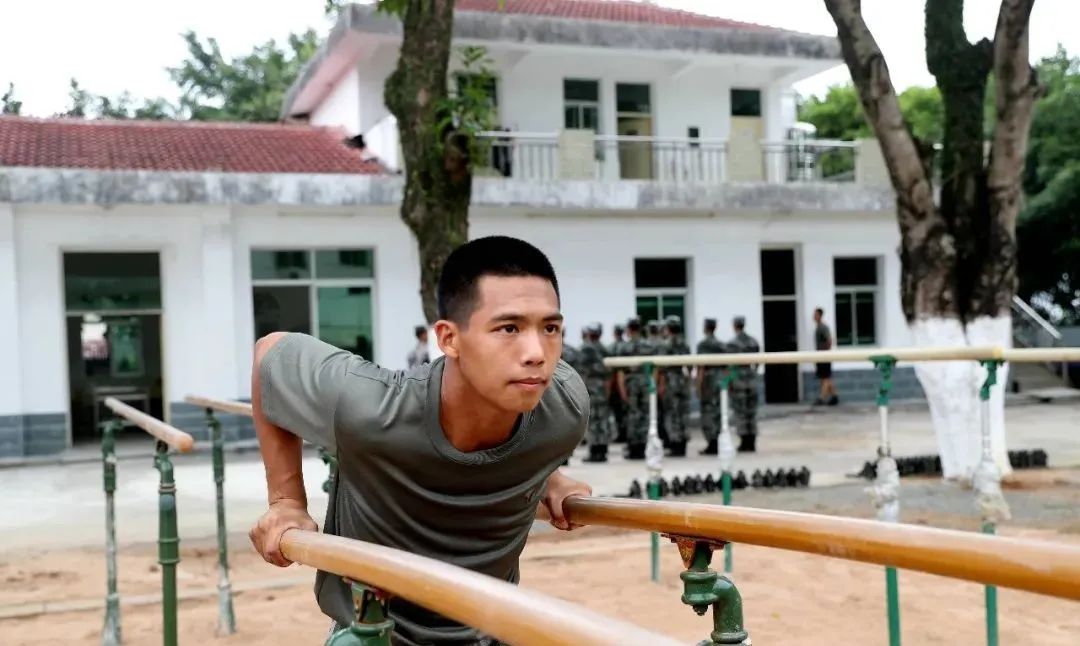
[511,377,547,390]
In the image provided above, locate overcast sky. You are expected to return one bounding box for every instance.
[1,0,1077,117]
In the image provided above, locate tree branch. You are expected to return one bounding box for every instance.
[823,0,933,210]
[987,0,1041,206]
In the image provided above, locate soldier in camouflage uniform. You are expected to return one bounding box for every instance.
[615,317,655,460]
[727,316,761,452]
[696,318,726,455]
[579,323,612,462]
[561,329,580,372]
[607,324,628,443]
[658,315,691,457]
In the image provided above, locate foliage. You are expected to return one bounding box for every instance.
[438,45,498,159]
[798,83,945,144]
[1,83,21,115]
[167,29,319,122]
[60,78,93,118]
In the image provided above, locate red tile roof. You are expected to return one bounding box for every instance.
[0,117,387,174]
[455,0,777,31]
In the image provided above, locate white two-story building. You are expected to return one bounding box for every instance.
[0,0,915,458]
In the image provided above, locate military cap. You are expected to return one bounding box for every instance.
[733,315,746,327]
[614,324,625,333]
[704,317,717,328]
[664,314,682,326]
[626,317,642,330]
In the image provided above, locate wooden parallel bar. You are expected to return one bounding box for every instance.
[183,395,253,417]
[104,397,194,452]
[998,347,1080,363]
[564,497,1080,602]
[280,530,680,646]
[604,345,1004,368]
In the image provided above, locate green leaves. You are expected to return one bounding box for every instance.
[168,29,319,122]
[798,83,944,145]
[1,82,21,115]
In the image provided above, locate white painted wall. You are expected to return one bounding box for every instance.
[0,205,21,417]
[7,204,904,431]
[13,206,207,422]
[311,67,362,136]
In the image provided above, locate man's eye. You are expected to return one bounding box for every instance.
[545,325,561,334]
[500,325,518,334]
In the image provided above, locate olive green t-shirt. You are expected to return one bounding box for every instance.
[259,333,589,645]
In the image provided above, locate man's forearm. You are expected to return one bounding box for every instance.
[252,333,309,508]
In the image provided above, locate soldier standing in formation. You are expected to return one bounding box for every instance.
[607,324,628,443]
[578,323,612,462]
[616,317,654,460]
[695,317,726,455]
[658,315,691,456]
[644,320,668,445]
[728,316,761,453]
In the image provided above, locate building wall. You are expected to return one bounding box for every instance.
[310,66,362,136]
[3,202,911,456]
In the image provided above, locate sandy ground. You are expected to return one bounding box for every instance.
[3,470,1079,645]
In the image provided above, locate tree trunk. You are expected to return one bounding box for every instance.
[825,0,1039,479]
[384,0,471,323]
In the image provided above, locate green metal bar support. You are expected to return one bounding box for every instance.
[718,371,736,574]
[645,361,661,584]
[871,355,901,646]
[679,539,749,645]
[205,409,236,635]
[154,440,180,646]
[101,420,121,646]
[325,582,395,645]
[978,360,1002,646]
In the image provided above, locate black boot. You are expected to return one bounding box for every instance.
[666,441,686,457]
[699,439,718,456]
[738,434,756,453]
[583,445,608,463]
[625,443,646,460]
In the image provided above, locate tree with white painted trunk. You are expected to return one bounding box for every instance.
[823,0,1042,479]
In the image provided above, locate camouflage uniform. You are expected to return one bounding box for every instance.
[620,331,656,448]
[660,318,691,451]
[645,321,667,443]
[561,339,581,374]
[696,332,727,442]
[578,336,611,449]
[607,330,628,443]
[727,329,761,439]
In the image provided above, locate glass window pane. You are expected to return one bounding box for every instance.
[616,83,651,113]
[564,106,580,129]
[634,258,688,289]
[582,106,598,131]
[834,292,854,346]
[315,249,374,279]
[564,79,599,102]
[253,286,311,338]
[252,250,310,280]
[855,291,877,345]
[660,294,685,324]
[731,89,762,117]
[636,295,660,325]
[64,252,162,312]
[834,257,878,286]
[318,286,375,361]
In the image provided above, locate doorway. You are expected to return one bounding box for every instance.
[616,83,654,180]
[728,88,765,182]
[760,248,800,403]
[63,253,165,442]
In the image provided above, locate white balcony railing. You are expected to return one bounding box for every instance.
[475,131,871,186]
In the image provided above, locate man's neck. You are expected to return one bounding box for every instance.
[438,359,519,453]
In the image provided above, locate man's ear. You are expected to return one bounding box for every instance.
[433,319,460,359]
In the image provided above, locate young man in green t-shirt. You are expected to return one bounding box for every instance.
[248,236,592,644]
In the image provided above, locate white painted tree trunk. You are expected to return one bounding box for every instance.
[910,316,1013,481]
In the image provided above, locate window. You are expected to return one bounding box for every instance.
[564,79,600,131]
[731,89,762,117]
[833,257,879,346]
[251,249,376,360]
[634,258,689,324]
[616,83,651,114]
[687,126,700,148]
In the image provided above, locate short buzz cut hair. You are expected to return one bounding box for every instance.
[814,307,824,317]
[436,236,560,322]
[414,325,427,339]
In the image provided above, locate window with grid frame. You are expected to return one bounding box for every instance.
[634,258,689,326]
[833,257,879,347]
[251,248,377,360]
[563,79,600,132]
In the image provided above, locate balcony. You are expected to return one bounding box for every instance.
[475,131,884,187]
